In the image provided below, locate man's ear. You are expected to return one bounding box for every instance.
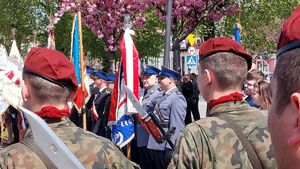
[67,88,77,101]
[21,79,30,101]
[288,93,300,146]
[204,69,212,84]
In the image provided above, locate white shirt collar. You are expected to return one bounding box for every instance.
[165,86,177,95]
[99,87,107,92]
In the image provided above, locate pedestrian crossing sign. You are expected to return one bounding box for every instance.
[186,55,197,67]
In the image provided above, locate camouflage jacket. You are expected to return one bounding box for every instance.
[0,118,139,169]
[168,100,277,169]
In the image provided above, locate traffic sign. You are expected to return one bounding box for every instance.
[187,34,196,46]
[186,55,197,67]
[188,46,196,55]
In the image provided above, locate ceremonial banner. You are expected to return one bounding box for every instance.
[109,28,140,148]
[71,14,89,110]
[0,98,9,116]
[9,40,22,62]
[8,39,23,71]
[0,45,8,70]
[0,43,22,106]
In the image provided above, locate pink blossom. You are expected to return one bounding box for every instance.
[53,0,237,52]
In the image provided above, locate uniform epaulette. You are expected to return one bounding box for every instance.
[175,91,182,95]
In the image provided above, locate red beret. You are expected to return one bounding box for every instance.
[23,48,78,89]
[199,37,252,70]
[277,5,300,57]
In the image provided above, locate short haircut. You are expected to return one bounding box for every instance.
[273,48,300,115]
[199,52,248,90]
[190,73,197,78]
[247,69,265,81]
[254,80,272,109]
[23,73,75,105]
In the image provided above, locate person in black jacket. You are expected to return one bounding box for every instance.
[182,73,200,124]
[92,73,116,139]
[86,69,109,131]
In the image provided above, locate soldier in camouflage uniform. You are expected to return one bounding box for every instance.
[0,48,139,169]
[168,38,276,169]
[268,5,300,169]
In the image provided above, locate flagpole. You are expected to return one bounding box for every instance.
[238,0,241,24]
[78,5,86,130]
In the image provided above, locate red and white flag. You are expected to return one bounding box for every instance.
[108,28,140,148]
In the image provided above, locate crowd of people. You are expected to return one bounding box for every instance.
[0,4,300,169]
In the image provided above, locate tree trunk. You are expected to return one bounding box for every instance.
[102,51,116,73]
[172,43,181,73]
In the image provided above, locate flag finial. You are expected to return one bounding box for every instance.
[124,14,132,30]
[11,28,16,40]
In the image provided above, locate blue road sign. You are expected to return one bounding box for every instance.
[186,55,197,67]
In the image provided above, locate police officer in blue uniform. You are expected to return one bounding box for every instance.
[147,66,187,169]
[137,65,163,169]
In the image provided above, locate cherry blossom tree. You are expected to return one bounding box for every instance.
[54,0,237,70]
[148,0,238,71]
[54,0,148,57]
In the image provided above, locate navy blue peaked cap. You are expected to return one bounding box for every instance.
[106,74,116,82]
[95,69,107,80]
[157,66,181,80]
[142,65,160,75]
[86,66,95,75]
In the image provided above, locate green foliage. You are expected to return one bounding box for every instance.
[216,0,298,53]
[54,13,108,60]
[0,0,59,56]
[135,12,164,62]
[4,0,296,61]
[54,11,163,66]
[0,1,163,64]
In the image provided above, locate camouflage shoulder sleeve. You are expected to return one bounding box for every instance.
[68,129,140,169]
[0,143,46,169]
[94,140,141,169]
[245,112,277,169]
[168,122,205,169]
[168,117,255,169]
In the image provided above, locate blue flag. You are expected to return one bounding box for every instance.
[233,23,241,44]
[71,15,81,84]
[71,14,89,110]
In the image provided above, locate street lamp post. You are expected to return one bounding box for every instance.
[163,0,173,68]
